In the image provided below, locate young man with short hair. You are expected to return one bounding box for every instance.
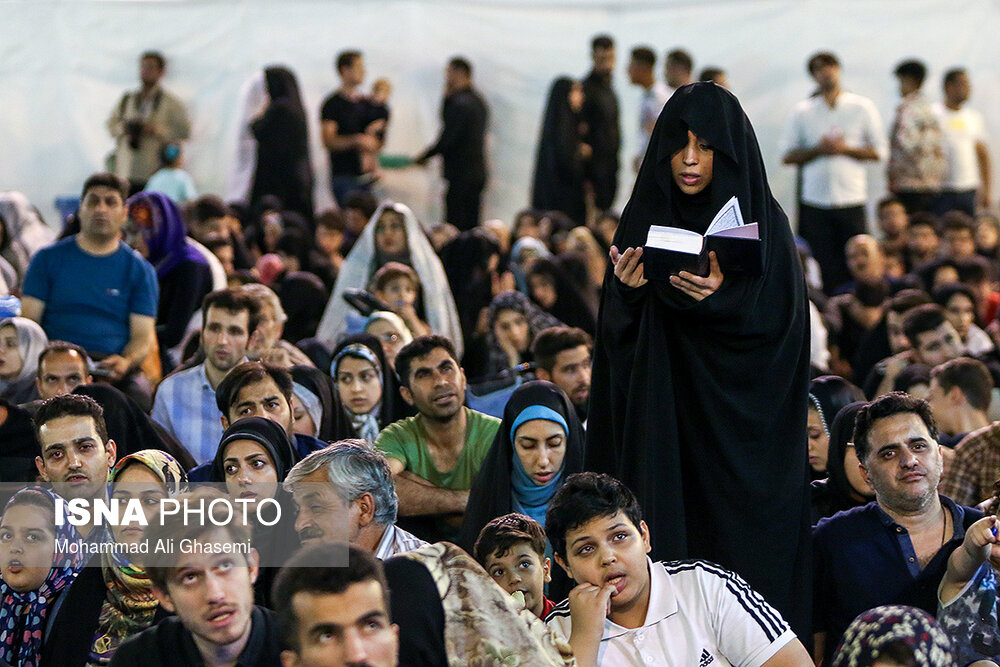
[375,335,500,541]
[110,489,281,667]
[934,68,992,215]
[626,46,670,172]
[582,35,620,212]
[927,356,992,446]
[474,513,555,619]
[33,394,116,540]
[544,472,811,667]
[151,288,259,464]
[533,326,593,424]
[273,542,399,667]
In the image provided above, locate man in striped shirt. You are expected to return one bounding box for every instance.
[284,440,427,560]
[544,473,811,667]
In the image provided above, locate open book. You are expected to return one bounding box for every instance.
[642,195,761,280]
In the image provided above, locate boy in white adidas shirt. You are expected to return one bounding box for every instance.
[544,473,812,667]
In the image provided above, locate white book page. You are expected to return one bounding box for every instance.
[646,225,704,255]
[714,222,759,240]
[705,195,744,236]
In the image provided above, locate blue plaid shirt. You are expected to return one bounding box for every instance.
[151,363,224,465]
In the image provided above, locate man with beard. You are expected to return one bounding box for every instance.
[781,52,886,292]
[812,392,982,662]
[532,326,592,425]
[375,335,500,541]
[582,35,621,211]
[33,394,116,543]
[151,289,259,464]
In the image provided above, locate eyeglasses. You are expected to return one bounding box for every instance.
[376,332,401,343]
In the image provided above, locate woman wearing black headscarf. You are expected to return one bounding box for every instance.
[212,416,300,607]
[290,365,339,442]
[531,78,589,225]
[329,333,412,441]
[527,256,597,335]
[812,402,875,524]
[249,66,314,222]
[458,380,584,601]
[586,83,811,636]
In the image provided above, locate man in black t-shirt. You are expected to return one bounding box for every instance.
[321,50,384,205]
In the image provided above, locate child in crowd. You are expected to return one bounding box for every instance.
[544,472,810,667]
[474,513,556,619]
[144,143,197,204]
[938,510,1000,665]
[370,261,430,337]
[360,78,392,180]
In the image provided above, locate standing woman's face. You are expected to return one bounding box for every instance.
[670,130,714,195]
[807,407,829,473]
[374,211,408,256]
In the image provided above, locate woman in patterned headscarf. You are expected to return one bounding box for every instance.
[42,450,186,667]
[0,486,85,667]
[329,333,410,443]
[483,290,562,378]
[832,605,955,667]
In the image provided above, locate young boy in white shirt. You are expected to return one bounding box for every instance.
[543,472,813,667]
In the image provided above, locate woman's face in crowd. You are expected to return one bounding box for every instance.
[366,320,406,370]
[494,308,530,354]
[0,325,22,380]
[292,398,318,437]
[932,266,960,289]
[111,463,169,546]
[944,293,976,340]
[843,445,873,500]
[807,407,829,473]
[671,130,714,195]
[514,418,567,486]
[374,211,407,256]
[528,274,558,310]
[976,219,999,252]
[336,356,382,416]
[223,439,279,506]
[0,503,56,593]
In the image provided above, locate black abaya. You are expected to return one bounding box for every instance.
[531,78,588,225]
[581,70,620,211]
[585,82,812,637]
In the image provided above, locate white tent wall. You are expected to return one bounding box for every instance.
[2,0,998,232]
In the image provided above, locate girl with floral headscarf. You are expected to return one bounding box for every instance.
[0,486,85,667]
[125,191,213,362]
[41,450,186,667]
[832,605,955,667]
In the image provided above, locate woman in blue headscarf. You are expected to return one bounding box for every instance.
[0,486,86,667]
[458,380,584,599]
[125,191,213,370]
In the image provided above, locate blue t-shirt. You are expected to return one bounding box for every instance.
[23,237,158,355]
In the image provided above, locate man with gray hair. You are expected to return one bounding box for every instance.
[284,440,427,559]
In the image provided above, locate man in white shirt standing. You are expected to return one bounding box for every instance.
[781,52,887,293]
[627,46,671,172]
[934,68,992,216]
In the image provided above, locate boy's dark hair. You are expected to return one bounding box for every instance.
[943,68,966,88]
[474,513,547,565]
[932,282,979,311]
[33,394,109,446]
[343,190,379,220]
[201,288,260,339]
[877,196,904,215]
[698,67,725,83]
[666,49,693,73]
[144,488,253,591]
[887,289,931,315]
[958,256,993,284]
[545,472,642,560]
[185,195,228,224]
[37,341,91,376]
[853,392,938,462]
[316,208,346,233]
[902,304,948,347]
[532,326,593,373]
[942,210,976,235]
[630,47,655,68]
[214,361,293,415]
[807,51,840,75]
[371,261,420,294]
[448,57,472,77]
[81,172,128,202]
[591,35,614,52]
[394,335,458,389]
[931,357,994,412]
[908,211,939,233]
[336,50,361,73]
[140,51,166,69]
[273,543,389,651]
[894,59,927,86]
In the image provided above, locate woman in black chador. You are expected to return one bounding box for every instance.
[531,77,588,225]
[586,82,811,636]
